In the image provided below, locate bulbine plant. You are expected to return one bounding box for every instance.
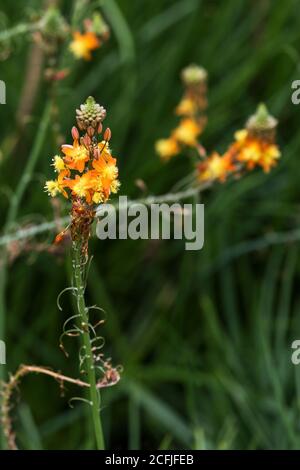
[0,68,282,452]
[156,64,281,190]
[1,97,121,450]
[46,96,121,450]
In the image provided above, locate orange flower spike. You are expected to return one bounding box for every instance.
[61,139,89,173]
[69,31,100,61]
[46,97,119,209]
[228,104,280,173]
[156,64,208,162]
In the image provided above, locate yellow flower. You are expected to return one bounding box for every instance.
[259,145,281,172]
[175,98,197,117]
[198,152,235,182]
[234,129,248,142]
[52,155,65,172]
[44,180,60,197]
[172,118,201,146]
[44,170,70,198]
[69,32,100,61]
[92,192,104,204]
[110,179,120,194]
[155,138,179,160]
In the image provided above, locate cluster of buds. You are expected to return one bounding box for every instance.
[155,64,208,160]
[45,97,120,251]
[76,98,107,130]
[197,104,280,183]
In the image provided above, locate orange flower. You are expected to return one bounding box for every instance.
[92,154,119,198]
[66,171,100,204]
[98,140,112,159]
[69,31,100,60]
[61,139,89,173]
[172,118,201,147]
[198,152,235,182]
[228,129,281,173]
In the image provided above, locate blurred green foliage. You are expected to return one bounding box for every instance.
[1,0,300,450]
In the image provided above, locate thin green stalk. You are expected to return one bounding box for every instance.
[73,243,105,450]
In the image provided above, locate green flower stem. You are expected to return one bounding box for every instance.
[73,243,105,450]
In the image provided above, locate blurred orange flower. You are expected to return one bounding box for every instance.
[69,31,100,60]
[198,152,235,182]
[228,129,280,173]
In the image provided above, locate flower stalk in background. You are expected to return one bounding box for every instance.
[45,96,121,450]
[227,103,280,173]
[155,65,280,194]
[155,64,208,160]
[198,103,280,183]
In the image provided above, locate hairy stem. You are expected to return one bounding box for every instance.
[72,242,105,450]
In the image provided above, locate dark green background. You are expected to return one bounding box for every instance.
[1,0,300,450]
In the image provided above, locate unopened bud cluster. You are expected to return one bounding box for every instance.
[76,96,107,130]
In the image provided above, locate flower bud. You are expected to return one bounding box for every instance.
[81,134,91,147]
[71,126,80,140]
[246,103,278,141]
[87,126,95,137]
[104,127,111,142]
[181,64,207,86]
